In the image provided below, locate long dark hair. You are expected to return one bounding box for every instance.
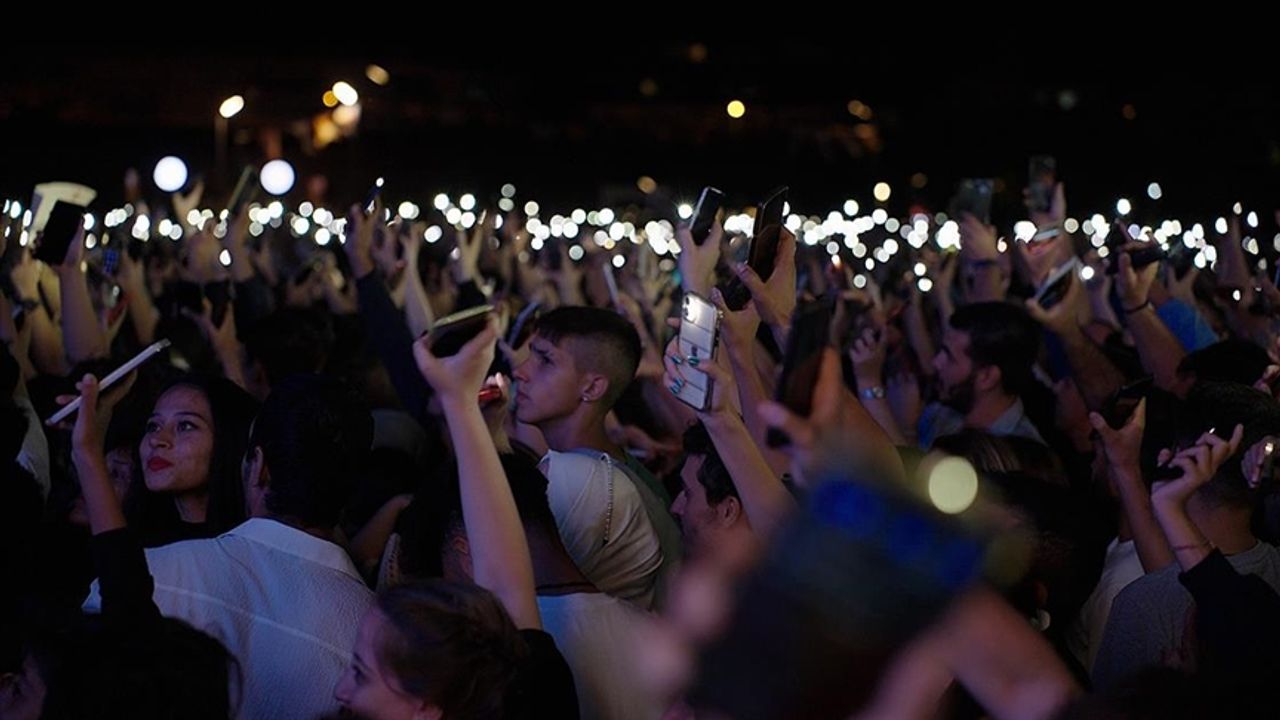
[375,581,527,719]
[125,375,259,544]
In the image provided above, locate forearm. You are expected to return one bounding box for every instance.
[443,397,540,629]
[703,412,793,537]
[1055,326,1125,411]
[1112,465,1174,572]
[56,267,108,363]
[1126,303,1186,393]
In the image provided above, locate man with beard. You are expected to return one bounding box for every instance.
[917,302,1044,448]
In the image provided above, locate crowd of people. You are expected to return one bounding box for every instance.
[2,163,1279,719]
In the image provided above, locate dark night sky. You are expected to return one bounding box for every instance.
[2,42,1277,227]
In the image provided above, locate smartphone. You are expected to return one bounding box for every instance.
[227,167,259,219]
[687,186,725,247]
[1107,244,1164,275]
[1034,259,1079,311]
[949,179,995,225]
[47,339,173,425]
[1027,156,1057,215]
[173,281,204,317]
[364,177,386,215]
[721,186,789,310]
[426,304,494,357]
[1103,378,1154,430]
[676,292,721,412]
[767,301,832,447]
[35,201,87,265]
[204,280,232,327]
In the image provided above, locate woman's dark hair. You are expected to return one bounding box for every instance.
[125,375,259,544]
[374,581,527,719]
[27,614,239,720]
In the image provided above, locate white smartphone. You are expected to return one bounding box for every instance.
[677,292,721,411]
[602,265,620,305]
[46,339,171,425]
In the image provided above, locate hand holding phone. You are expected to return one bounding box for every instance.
[425,304,494,357]
[47,340,171,425]
[674,292,721,411]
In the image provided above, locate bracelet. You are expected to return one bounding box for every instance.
[860,386,886,400]
[1123,300,1153,315]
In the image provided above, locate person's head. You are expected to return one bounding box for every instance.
[428,454,561,584]
[3,615,237,720]
[932,429,1069,488]
[511,306,640,428]
[933,302,1040,414]
[132,375,258,531]
[1177,339,1271,390]
[1177,382,1280,512]
[673,423,745,556]
[243,374,373,530]
[242,308,335,395]
[334,581,526,720]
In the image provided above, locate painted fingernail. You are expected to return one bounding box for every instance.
[687,356,700,367]
[669,383,682,395]
[671,355,683,365]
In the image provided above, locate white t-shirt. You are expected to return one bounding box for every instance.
[543,450,665,609]
[538,592,661,720]
[85,519,374,720]
[1066,537,1143,672]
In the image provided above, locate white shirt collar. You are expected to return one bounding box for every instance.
[225,518,364,584]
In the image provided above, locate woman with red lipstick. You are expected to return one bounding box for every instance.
[124,375,259,546]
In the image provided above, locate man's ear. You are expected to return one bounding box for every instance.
[975,365,1002,394]
[717,496,743,527]
[580,374,610,404]
[244,446,269,490]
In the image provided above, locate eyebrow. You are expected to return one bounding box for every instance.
[148,411,211,423]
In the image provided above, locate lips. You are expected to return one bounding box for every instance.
[146,457,174,472]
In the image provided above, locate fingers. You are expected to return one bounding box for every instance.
[1126,398,1147,431]
[758,400,814,451]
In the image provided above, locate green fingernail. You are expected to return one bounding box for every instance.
[687,356,700,367]
[671,355,683,365]
[669,383,682,395]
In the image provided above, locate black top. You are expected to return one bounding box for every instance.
[509,628,580,720]
[1178,548,1280,676]
[89,527,161,632]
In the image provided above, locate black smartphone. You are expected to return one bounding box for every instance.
[204,280,232,327]
[427,304,493,357]
[227,167,259,219]
[1027,156,1057,215]
[364,177,386,215]
[1107,244,1164,275]
[1034,260,1077,311]
[687,186,725,247]
[949,179,994,225]
[1104,378,1154,430]
[172,280,204,318]
[721,186,789,310]
[767,300,832,447]
[35,201,86,265]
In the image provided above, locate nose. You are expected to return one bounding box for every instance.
[513,357,531,384]
[671,490,687,518]
[148,425,173,449]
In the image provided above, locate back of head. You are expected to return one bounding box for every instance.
[535,306,641,408]
[31,614,238,720]
[1181,381,1280,510]
[251,374,373,528]
[243,309,335,388]
[375,580,526,719]
[1178,339,1271,389]
[683,422,740,506]
[949,302,1040,398]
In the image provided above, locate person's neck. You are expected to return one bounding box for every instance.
[965,392,1018,432]
[173,492,209,524]
[1188,497,1257,555]
[540,409,621,458]
[528,531,597,596]
[261,514,335,543]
